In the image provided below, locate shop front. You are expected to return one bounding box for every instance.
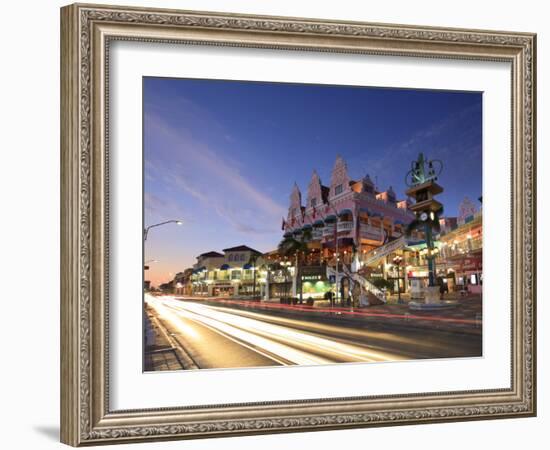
[299,265,331,300]
[452,255,483,294]
[211,282,234,297]
[267,267,294,299]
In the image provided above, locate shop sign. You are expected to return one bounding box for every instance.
[458,256,482,271]
[300,265,326,281]
[301,274,323,281]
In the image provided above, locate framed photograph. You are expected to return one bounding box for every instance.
[60,3,536,446]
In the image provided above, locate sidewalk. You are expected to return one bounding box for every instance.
[143,307,186,371]
[172,294,483,335]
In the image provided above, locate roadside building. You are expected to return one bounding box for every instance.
[282,155,416,268]
[381,202,482,297]
[438,209,482,294]
[191,246,265,298]
[184,158,482,303]
[173,268,194,296]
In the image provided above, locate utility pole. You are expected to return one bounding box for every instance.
[335,232,339,307]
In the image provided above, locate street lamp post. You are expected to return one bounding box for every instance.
[392,255,403,304]
[143,220,183,241]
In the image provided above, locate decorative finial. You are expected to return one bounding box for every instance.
[405,153,443,187]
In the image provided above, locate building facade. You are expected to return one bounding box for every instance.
[283,155,416,265]
[361,198,482,298]
[178,158,482,303]
[190,246,265,298]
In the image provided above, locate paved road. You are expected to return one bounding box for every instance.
[145,295,482,370]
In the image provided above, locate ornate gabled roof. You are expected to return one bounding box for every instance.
[329,155,350,196]
[288,181,303,217]
[306,170,325,207]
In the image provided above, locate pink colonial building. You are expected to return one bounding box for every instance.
[283,155,415,263]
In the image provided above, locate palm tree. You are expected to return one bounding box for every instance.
[277,228,312,302]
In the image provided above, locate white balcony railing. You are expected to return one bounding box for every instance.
[337,221,353,233]
[312,229,323,240]
[322,224,336,237]
[359,224,383,241]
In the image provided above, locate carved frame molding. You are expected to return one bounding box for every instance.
[61,3,536,446]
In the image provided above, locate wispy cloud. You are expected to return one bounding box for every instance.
[144,104,286,236]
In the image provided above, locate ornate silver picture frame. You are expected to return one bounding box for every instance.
[60,3,536,446]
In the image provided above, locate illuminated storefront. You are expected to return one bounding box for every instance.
[190,246,265,298]
[358,201,482,297]
[299,267,331,300]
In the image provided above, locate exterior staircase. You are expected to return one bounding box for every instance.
[326,265,387,306]
[362,235,407,267]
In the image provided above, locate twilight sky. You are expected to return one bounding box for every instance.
[144,77,482,286]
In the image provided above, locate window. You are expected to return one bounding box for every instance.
[334,184,343,195]
[231,270,241,280]
[228,254,233,262]
[291,207,296,217]
[311,198,317,208]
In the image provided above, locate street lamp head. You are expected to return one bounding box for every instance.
[176,220,183,225]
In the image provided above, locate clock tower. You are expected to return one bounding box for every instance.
[405,153,445,303]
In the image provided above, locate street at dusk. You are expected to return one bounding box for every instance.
[145,294,481,371]
[143,77,484,372]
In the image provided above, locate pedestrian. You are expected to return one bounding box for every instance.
[439,281,446,300]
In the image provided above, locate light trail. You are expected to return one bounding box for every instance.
[147,295,406,365]
[204,305,421,346]
[177,295,479,325]
[148,295,329,365]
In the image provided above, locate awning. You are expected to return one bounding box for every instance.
[301,224,313,230]
[243,263,252,270]
[338,208,353,217]
[313,219,324,228]
[220,264,230,270]
[324,214,337,223]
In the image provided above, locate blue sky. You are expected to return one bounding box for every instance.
[144,77,482,286]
